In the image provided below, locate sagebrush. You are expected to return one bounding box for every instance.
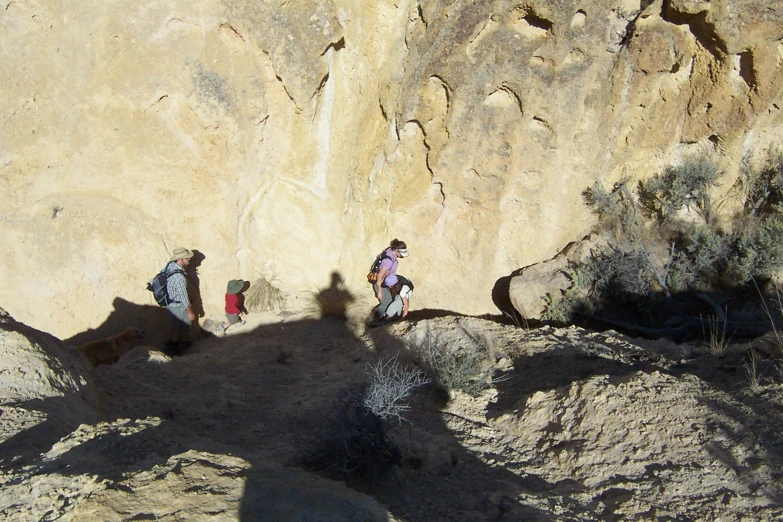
[412,327,508,398]
[546,151,783,333]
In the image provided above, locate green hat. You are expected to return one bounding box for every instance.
[227,279,245,294]
[169,247,194,262]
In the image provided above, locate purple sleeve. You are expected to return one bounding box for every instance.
[380,258,394,270]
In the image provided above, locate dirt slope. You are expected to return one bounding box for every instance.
[2,309,783,521]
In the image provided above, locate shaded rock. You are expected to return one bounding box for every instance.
[509,234,609,321]
[0,309,101,469]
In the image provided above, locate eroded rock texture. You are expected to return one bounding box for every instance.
[1,0,781,335]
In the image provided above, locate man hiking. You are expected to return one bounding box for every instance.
[164,246,196,354]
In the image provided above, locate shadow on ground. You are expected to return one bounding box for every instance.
[3,273,554,521]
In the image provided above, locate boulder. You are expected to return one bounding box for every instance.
[510,235,609,321]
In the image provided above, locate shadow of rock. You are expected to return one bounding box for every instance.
[492,270,525,325]
[65,297,172,349]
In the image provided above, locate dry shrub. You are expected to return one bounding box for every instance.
[702,313,730,355]
[300,385,401,485]
[364,354,429,423]
[244,277,284,312]
[411,327,508,399]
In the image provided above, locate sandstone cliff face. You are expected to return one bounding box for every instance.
[1,0,782,336]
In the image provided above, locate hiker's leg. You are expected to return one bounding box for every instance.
[167,305,191,344]
[371,287,394,322]
[225,312,239,331]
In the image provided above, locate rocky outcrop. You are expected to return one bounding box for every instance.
[2,309,783,520]
[509,235,610,321]
[0,308,100,468]
[1,0,782,336]
[0,311,398,521]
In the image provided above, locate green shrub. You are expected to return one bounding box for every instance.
[742,150,783,219]
[582,180,641,238]
[637,155,721,225]
[681,225,731,286]
[541,291,591,324]
[569,150,783,333]
[413,328,506,398]
[727,218,783,285]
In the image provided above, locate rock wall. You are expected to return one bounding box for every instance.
[1,0,782,337]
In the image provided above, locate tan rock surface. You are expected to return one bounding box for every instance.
[3,310,783,520]
[1,1,782,339]
[0,308,100,469]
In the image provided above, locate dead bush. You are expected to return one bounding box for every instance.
[364,354,429,423]
[244,277,284,313]
[300,385,401,485]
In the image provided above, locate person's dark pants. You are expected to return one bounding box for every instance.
[166,304,191,341]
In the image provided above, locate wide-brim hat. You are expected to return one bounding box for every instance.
[227,279,245,295]
[169,247,194,262]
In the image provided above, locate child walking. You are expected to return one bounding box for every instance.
[219,279,246,336]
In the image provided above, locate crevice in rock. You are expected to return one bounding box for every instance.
[428,74,451,115]
[143,94,169,113]
[320,36,345,56]
[433,181,445,205]
[261,46,298,112]
[218,22,245,42]
[379,99,388,122]
[312,72,330,105]
[661,0,727,59]
[570,10,586,30]
[274,73,299,112]
[737,50,757,92]
[406,119,434,176]
[417,3,427,27]
[514,5,553,35]
[562,48,589,68]
[466,17,497,59]
[484,86,523,115]
[529,116,555,141]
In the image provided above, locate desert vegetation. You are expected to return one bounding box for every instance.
[543,150,783,347]
[301,355,428,484]
[413,327,509,398]
[300,325,513,486]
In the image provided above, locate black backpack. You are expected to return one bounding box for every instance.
[366,251,391,284]
[147,262,184,306]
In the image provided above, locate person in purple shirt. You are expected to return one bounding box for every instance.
[367,239,409,326]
